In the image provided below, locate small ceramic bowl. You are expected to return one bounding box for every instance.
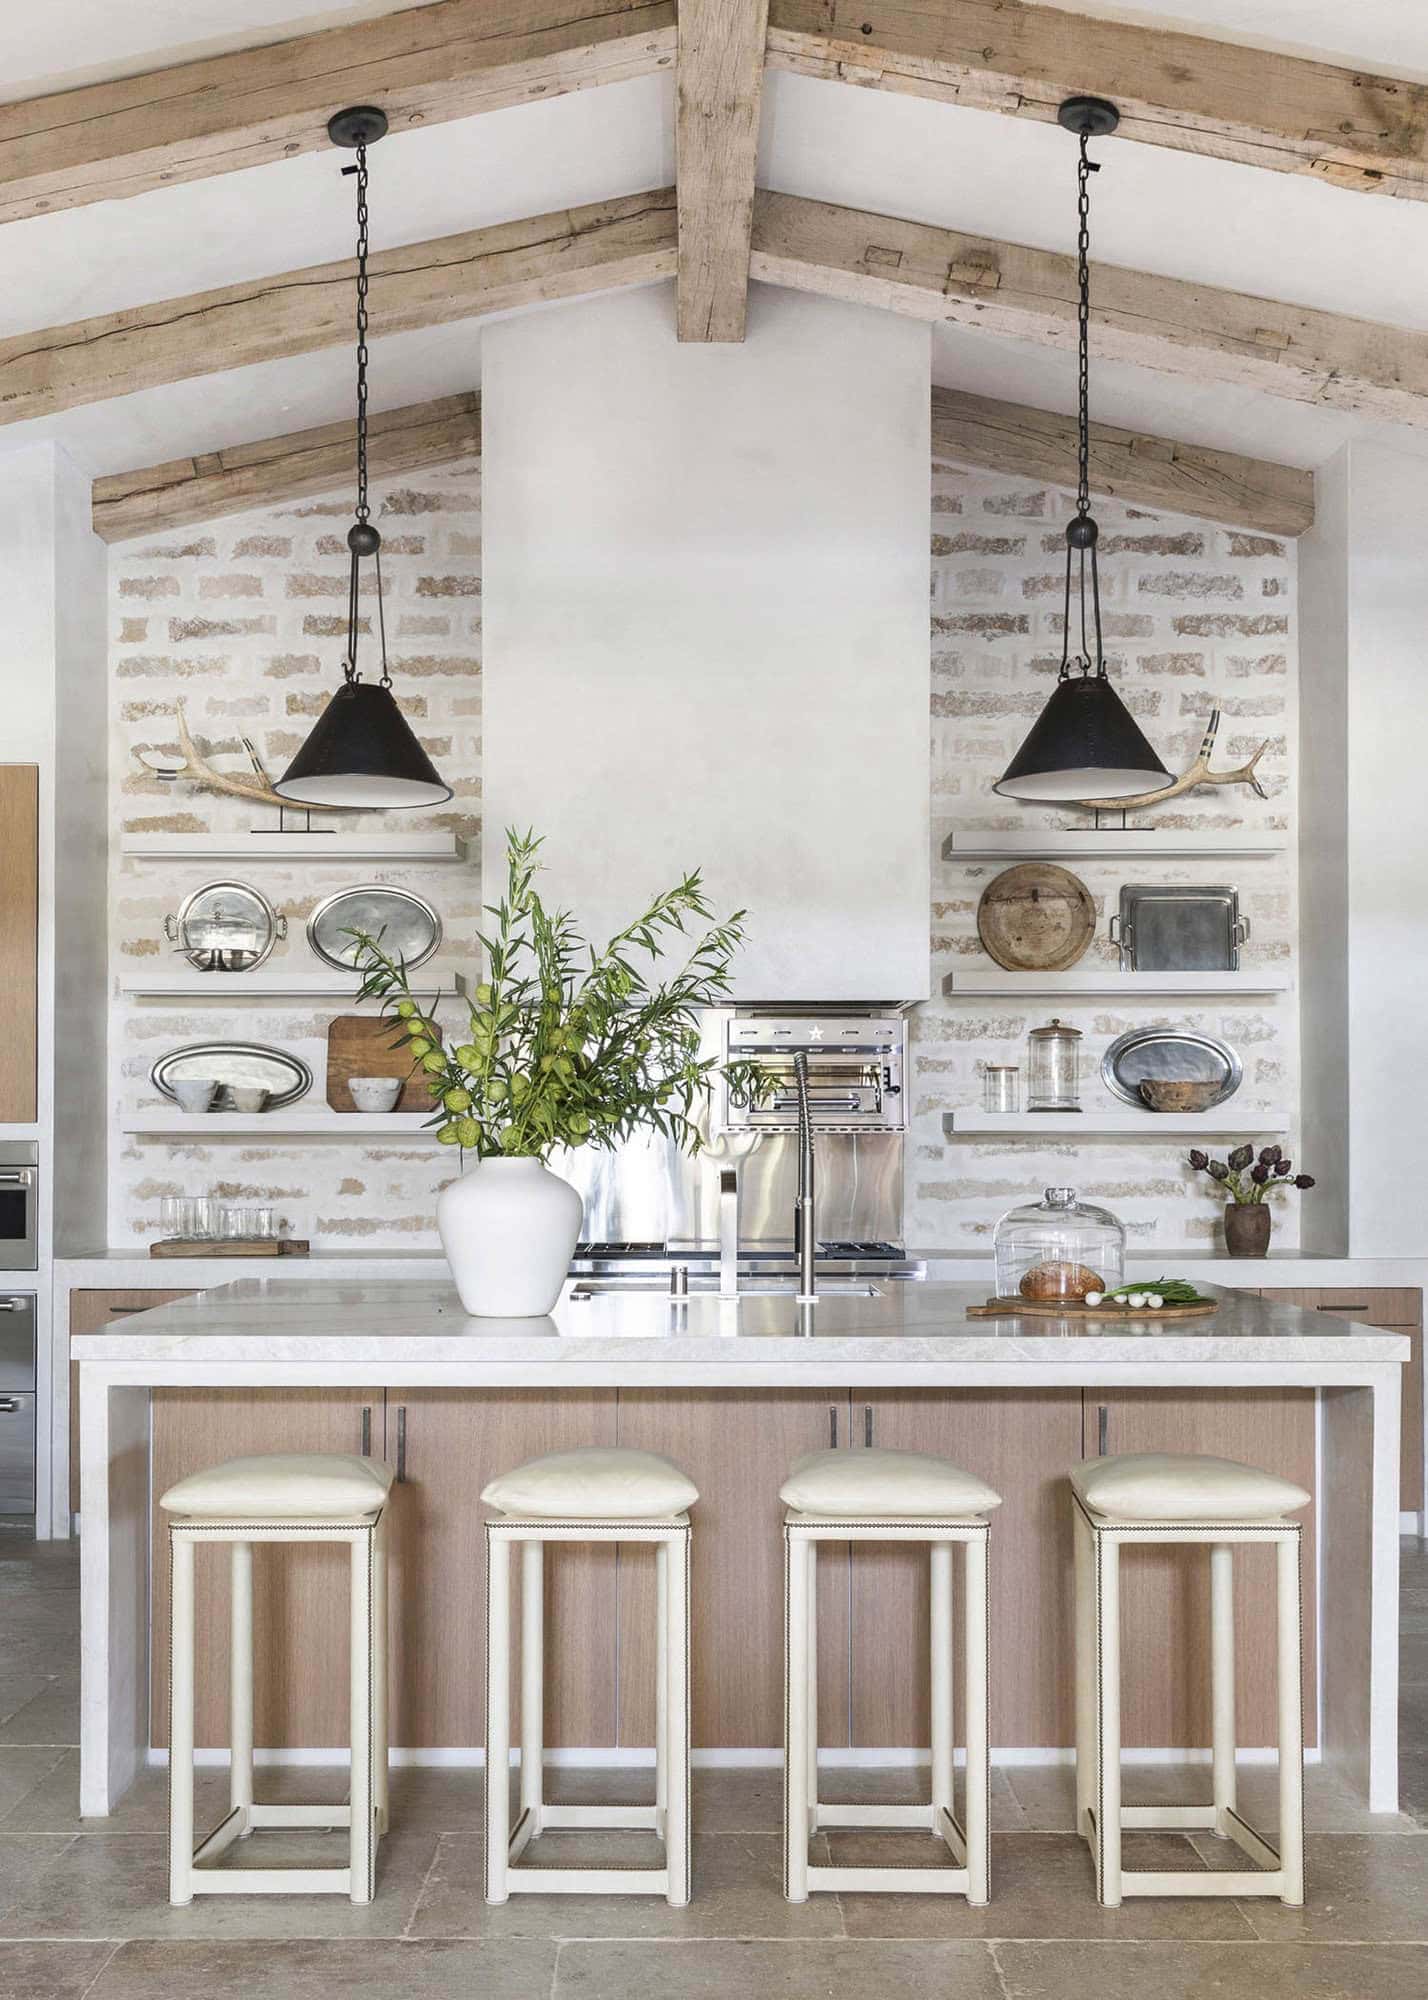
[349,1076,403,1113]
[1139,1078,1220,1113]
[172,1078,218,1113]
[230,1085,271,1114]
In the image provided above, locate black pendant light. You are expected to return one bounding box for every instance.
[994,98,1171,804]
[275,107,451,811]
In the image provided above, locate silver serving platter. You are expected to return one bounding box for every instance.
[1109,883,1249,972]
[306,884,442,971]
[151,1042,313,1111]
[164,880,286,972]
[1101,1027,1242,1110]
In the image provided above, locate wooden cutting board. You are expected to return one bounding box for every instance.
[968,1295,1216,1321]
[150,1238,311,1259]
[326,1013,436,1112]
[977,863,1096,971]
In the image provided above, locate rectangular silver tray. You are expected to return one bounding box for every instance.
[1110,884,1249,972]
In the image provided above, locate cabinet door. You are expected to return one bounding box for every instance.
[848,1391,1084,1749]
[70,1289,196,1518]
[1261,1288,1423,1510]
[387,1390,618,1751]
[0,766,38,1123]
[1091,1389,1317,1748]
[615,1390,849,1751]
[151,1387,380,1747]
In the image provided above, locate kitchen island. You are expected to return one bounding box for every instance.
[74,1280,1407,1817]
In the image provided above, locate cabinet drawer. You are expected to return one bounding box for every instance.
[1259,1287,1421,1326]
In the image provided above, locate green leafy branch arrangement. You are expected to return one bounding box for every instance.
[347,829,764,1160]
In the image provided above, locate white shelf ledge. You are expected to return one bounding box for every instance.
[124,1110,436,1137]
[942,969,1288,997]
[119,832,469,862]
[941,830,1287,859]
[944,1111,1288,1137]
[119,972,451,998]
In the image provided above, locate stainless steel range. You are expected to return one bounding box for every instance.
[559,1008,918,1280]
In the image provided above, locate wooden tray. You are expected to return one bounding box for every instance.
[326,1013,435,1112]
[967,1294,1216,1321]
[977,862,1096,972]
[150,1238,310,1259]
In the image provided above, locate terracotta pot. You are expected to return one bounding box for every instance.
[1223,1201,1272,1258]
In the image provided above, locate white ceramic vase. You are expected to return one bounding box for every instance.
[436,1155,584,1317]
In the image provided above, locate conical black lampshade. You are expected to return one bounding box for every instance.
[274,680,452,809]
[994,673,1171,802]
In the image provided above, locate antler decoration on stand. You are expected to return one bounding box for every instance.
[1074,705,1270,814]
[132,699,350,815]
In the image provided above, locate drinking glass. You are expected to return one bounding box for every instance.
[251,1207,276,1240]
[983,1066,1020,1114]
[190,1197,217,1240]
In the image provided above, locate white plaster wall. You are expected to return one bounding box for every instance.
[480,283,932,1003]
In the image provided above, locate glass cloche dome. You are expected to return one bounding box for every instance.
[994,1187,1126,1303]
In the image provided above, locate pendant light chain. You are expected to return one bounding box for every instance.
[341,136,392,689]
[1060,125,1106,687]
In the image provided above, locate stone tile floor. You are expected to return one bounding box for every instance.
[0,1524,1423,1999]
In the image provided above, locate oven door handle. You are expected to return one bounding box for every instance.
[0,1172,33,1186]
[0,1299,28,1313]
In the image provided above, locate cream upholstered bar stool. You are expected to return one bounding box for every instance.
[160,1451,395,1906]
[780,1446,1002,1904]
[483,1447,698,1906]
[1071,1450,1310,1908]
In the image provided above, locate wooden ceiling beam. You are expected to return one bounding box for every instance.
[750,190,1428,430]
[0,0,674,224]
[931,386,1313,537]
[0,188,675,428]
[676,0,770,341]
[91,393,481,544]
[766,0,1428,200]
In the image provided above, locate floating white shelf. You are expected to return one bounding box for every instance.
[942,969,1288,997]
[120,972,451,998]
[120,832,469,863]
[124,1111,436,1138]
[941,830,1287,860]
[943,1111,1288,1137]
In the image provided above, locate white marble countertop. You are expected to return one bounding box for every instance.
[71,1277,1411,1376]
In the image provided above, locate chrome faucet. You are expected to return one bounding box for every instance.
[718,1167,740,1295]
[793,1052,818,1301]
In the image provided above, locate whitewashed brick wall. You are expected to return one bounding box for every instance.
[107,452,1298,1253]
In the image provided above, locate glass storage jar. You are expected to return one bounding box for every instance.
[982,1065,1020,1114]
[1027,1017,1082,1112]
[994,1186,1125,1302]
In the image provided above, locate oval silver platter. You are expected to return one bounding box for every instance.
[151,1042,313,1111]
[1100,1027,1242,1110]
[306,884,442,971]
[165,879,286,972]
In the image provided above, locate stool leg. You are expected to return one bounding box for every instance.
[963,1531,990,1906]
[1277,1533,1305,1906]
[664,1527,692,1907]
[168,1532,195,1907]
[348,1528,376,1905]
[930,1541,954,1829]
[373,1513,389,1838]
[655,1541,669,1839]
[520,1541,544,1834]
[1073,1505,1095,1839]
[229,1541,254,1828]
[784,1532,810,1903]
[485,1531,512,1905]
[1095,1531,1122,1908]
[805,1544,818,1830]
[1210,1543,1237,1834]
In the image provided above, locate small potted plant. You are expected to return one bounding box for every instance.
[349,829,761,1317]
[1187,1144,1315,1258]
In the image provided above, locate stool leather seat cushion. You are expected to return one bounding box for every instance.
[482,1448,699,1520]
[1072,1451,1311,1522]
[160,1452,395,1520]
[780,1447,1002,1520]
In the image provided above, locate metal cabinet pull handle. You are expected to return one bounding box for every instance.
[396,1405,407,1483]
[828,1404,838,1449]
[107,1306,142,1316]
[0,1299,25,1312]
[0,1398,19,1414]
[1318,1302,1366,1312]
[360,1406,372,1457]
[1097,1405,1109,1456]
[863,1404,873,1448]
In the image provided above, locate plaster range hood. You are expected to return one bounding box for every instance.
[480,284,932,1004]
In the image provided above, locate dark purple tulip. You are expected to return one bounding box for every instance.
[1228,1144,1254,1172]
[1208,1160,1230,1182]
[1274,1160,1292,1176]
[1188,1149,1209,1171]
[1294,1174,1316,1189]
[1258,1145,1282,1166]
[1250,1162,1270,1185]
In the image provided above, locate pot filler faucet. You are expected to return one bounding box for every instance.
[793,1052,818,1301]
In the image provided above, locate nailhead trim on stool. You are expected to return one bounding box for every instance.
[1071,1449,1307,1907]
[484,1449,697,1906]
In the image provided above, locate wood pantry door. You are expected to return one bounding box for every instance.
[1090,1389,1318,1749]
[847,1391,1085,1751]
[0,766,37,1123]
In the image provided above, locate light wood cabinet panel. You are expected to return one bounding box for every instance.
[387,1391,618,1750]
[0,766,38,1123]
[1260,1288,1423,1509]
[70,1289,195,1518]
[150,1387,379,1748]
[1092,1389,1317,1749]
[615,1390,849,1750]
[848,1391,1085,1749]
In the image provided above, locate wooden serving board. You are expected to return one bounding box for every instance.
[976,862,1096,972]
[150,1238,311,1259]
[967,1294,1216,1321]
[326,1013,435,1112]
